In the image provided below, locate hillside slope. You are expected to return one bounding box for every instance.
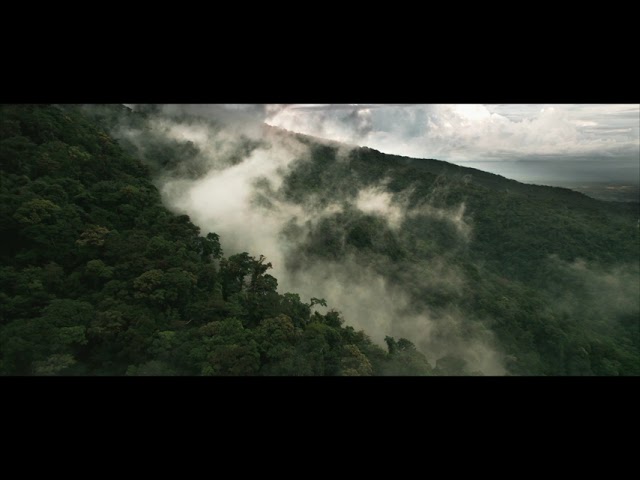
[64,105,640,375]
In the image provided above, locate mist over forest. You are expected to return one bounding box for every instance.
[1,104,638,376]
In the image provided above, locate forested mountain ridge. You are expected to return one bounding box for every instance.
[0,104,432,375]
[270,128,639,375]
[287,132,639,277]
[1,104,638,376]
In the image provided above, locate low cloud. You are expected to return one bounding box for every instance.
[548,257,640,321]
[283,256,506,376]
[107,106,506,375]
[355,187,404,229]
[266,104,640,184]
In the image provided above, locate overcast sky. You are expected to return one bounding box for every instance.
[264,104,640,184]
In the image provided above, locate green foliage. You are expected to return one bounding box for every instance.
[383,337,433,376]
[341,345,373,376]
[198,318,260,376]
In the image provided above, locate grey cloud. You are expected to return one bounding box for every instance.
[266,104,640,185]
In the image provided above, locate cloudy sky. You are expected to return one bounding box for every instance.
[264,104,640,184]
